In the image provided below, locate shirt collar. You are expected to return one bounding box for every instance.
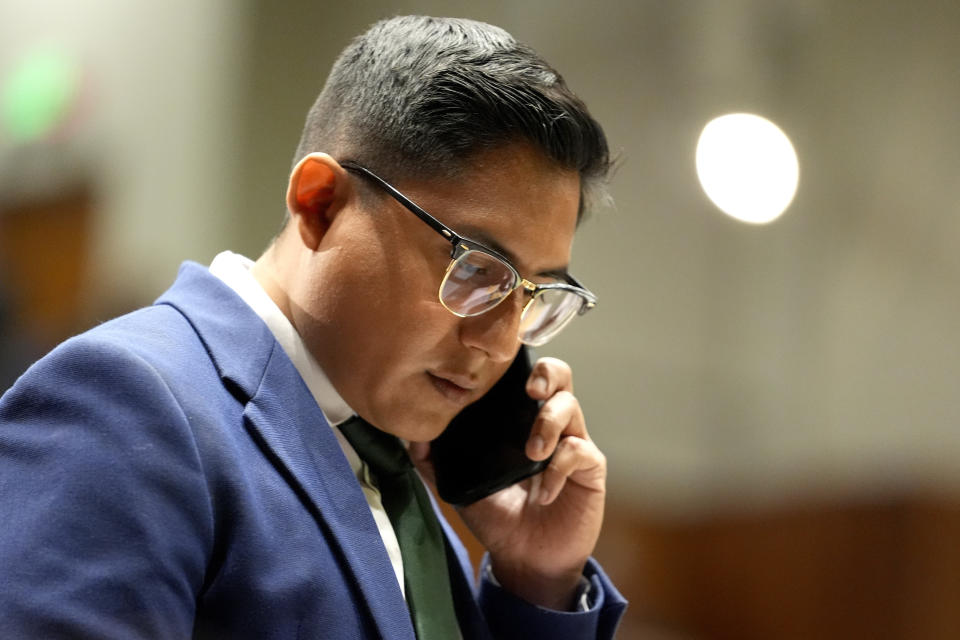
[208,250,355,428]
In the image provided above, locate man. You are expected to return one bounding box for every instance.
[0,15,626,639]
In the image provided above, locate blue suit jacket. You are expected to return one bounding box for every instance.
[0,262,626,639]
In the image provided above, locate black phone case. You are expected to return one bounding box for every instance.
[431,347,549,506]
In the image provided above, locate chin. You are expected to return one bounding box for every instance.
[370,387,462,443]
[396,412,455,444]
[404,425,448,444]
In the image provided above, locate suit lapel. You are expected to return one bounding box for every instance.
[243,345,415,639]
[156,262,415,639]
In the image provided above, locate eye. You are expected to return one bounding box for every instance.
[456,262,484,277]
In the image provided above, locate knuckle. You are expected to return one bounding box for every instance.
[535,404,558,428]
[537,398,569,426]
[555,434,586,458]
[567,436,589,455]
[554,389,578,407]
[595,449,608,470]
[541,390,576,415]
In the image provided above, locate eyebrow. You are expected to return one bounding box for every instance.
[456,224,571,281]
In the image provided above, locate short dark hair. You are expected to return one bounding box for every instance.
[293,15,612,216]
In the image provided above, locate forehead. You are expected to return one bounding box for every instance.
[397,145,581,275]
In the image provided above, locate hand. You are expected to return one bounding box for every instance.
[411,357,607,610]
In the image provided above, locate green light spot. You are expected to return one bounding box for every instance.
[1,47,79,143]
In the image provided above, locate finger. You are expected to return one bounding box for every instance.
[526,390,586,460]
[536,436,606,505]
[526,357,573,401]
[407,441,437,486]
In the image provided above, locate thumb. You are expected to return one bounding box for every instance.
[408,441,437,487]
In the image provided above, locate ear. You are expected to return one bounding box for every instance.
[285,152,350,250]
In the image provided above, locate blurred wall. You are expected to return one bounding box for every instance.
[0,0,247,310]
[4,0,960,526]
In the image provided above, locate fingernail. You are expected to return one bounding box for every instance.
[531,375,547,395]
[539,484,554,505]
[532,434,545,456]
[527,474,541,505]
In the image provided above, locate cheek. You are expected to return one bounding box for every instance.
[345,272,447,353]
[326,268,458,395]
[360,239,446,311]
[367,299,456,370]
[351,306,464,440]
[297,218,465,433]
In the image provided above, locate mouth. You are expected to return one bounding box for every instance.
[426,371,477,404]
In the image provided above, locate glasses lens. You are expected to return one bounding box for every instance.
[519,288,585,346]
[440,250,517,316]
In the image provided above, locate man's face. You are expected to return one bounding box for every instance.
[290,144,581,442]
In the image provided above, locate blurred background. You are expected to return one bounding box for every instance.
[2,0,959,637]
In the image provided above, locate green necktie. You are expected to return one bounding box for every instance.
[339,416,460,639]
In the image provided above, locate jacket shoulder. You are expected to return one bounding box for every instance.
[0,305,215,637]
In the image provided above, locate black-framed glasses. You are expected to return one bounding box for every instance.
[341,161,597,347]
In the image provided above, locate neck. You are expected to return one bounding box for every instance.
[251,239,294,325]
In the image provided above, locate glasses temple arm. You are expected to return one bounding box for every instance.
[341,161,462,249]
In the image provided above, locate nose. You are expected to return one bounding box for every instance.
[458,290,524,362]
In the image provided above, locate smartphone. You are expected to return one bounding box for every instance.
[431,346,549,506]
